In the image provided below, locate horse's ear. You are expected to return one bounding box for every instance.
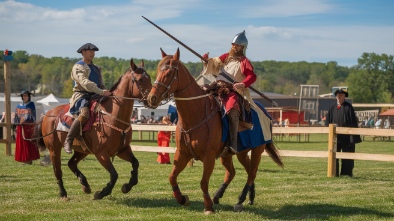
[160,48,167,58]
[140,59,145,68]
[174,48,180,61]
[130,58,136,71]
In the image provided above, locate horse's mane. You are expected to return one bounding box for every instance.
[109,70,129,92]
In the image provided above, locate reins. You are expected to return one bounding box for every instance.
[20,114,59,141]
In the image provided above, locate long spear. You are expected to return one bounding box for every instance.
[142,16,278,107]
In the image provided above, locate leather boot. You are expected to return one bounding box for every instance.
[64,119,81,154]
[228,109,240,154]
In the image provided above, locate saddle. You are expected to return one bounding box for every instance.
[201,80,253,131]
[58,101,99,133]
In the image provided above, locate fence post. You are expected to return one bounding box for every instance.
[327,124,337,177]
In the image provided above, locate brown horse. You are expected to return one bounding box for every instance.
[147,48,283,214]
[34,59,152,200]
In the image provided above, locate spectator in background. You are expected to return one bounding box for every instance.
[367,117,375,128]
[14,90,40,165]
[375,118,382,129]
[157,115,172,164]
[284,118,290,127]
[147,116,155,124]
[325,89,361,177]
[140,115,147,123]
[384,119,391,129]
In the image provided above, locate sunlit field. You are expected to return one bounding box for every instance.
[1,133,393,221]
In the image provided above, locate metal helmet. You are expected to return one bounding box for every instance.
[232,30,248,54]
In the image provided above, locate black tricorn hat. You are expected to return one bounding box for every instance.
[334,88,348,97]
[20,90,35,96]
[77,43,99,53]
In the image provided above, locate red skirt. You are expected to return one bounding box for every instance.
[14,125,40,163]
[157,131,171,164]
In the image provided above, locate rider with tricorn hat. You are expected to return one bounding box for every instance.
[201,31,272,153]
[63,43,112,154]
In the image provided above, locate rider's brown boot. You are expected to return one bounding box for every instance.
[64,119,81,154]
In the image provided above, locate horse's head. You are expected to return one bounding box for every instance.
[111,59,152,106]
[147,48,182,108]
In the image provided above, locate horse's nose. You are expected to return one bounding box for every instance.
[147,94,157,107]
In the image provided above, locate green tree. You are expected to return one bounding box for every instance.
[348,53,394,103]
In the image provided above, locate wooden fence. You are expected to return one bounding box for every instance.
[129,124,394,178]
[2,123,394,177]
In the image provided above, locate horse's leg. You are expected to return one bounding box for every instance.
[213,155,236,205]
[47,142,68,199]
[169,151,192,207]
[116,145,139,193]
[67,151,91,194]
[200,154,216,214]
[93,150,118,200]
[234,145,265,211]
[246,145,264,205]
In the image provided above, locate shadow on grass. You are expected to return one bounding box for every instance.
[243,203,394,220]
[113,197,394,219]
[113,197,206,212]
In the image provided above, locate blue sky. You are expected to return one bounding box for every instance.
[1,0,393,67]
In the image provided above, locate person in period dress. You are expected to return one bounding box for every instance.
[157,116,172,164]
[14,90,40,165]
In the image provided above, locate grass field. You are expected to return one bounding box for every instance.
[1,133,394,220]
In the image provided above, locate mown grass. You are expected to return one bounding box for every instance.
[1,133,394,221]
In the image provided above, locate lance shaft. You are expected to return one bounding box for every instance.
[142,16,277,107]
[142,16,207,62]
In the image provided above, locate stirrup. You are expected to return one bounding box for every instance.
[64,143,73,154]
[229,146,239,154]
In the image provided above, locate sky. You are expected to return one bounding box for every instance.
[1,0,393,67]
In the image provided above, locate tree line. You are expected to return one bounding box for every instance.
[1,50,393,103]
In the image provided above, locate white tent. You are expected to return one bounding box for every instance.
[36,93,69,113]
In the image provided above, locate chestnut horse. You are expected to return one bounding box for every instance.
[34,59,151,200]
[147,48,283,214]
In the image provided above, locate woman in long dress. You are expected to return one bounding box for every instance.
[14,91,40,165]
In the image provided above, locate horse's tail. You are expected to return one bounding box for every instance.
[265,142,284,168]
[33,115,46,151]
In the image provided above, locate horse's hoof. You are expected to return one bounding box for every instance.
[94,191,103,200]
[82,186,91,194]
[233,203,244,212]
[248,200,253,205]
[204,210,215,215]
[182,195,190,206]
[121,183,131,193]
[213,197,220,204]
[61,196,69,202]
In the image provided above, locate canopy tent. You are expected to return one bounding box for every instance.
[379,109,394,129]
[379,109,394,116]
[36,93,69,113]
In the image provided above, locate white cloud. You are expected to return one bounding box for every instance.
[240,0,335,18]
[1,0,393,67]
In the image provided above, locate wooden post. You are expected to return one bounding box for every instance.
[327,124,337,177]
[4,60,12,156]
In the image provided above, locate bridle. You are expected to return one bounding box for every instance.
[130,66,151,105]
[152,60,201,106]
[151,63,178,105]
[110,66,151,108]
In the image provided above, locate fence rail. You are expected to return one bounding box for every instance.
[2,123,394,177]
[129,124,394,178]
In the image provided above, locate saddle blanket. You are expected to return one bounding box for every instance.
[56,103,97,133]
[221,102,273,152]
